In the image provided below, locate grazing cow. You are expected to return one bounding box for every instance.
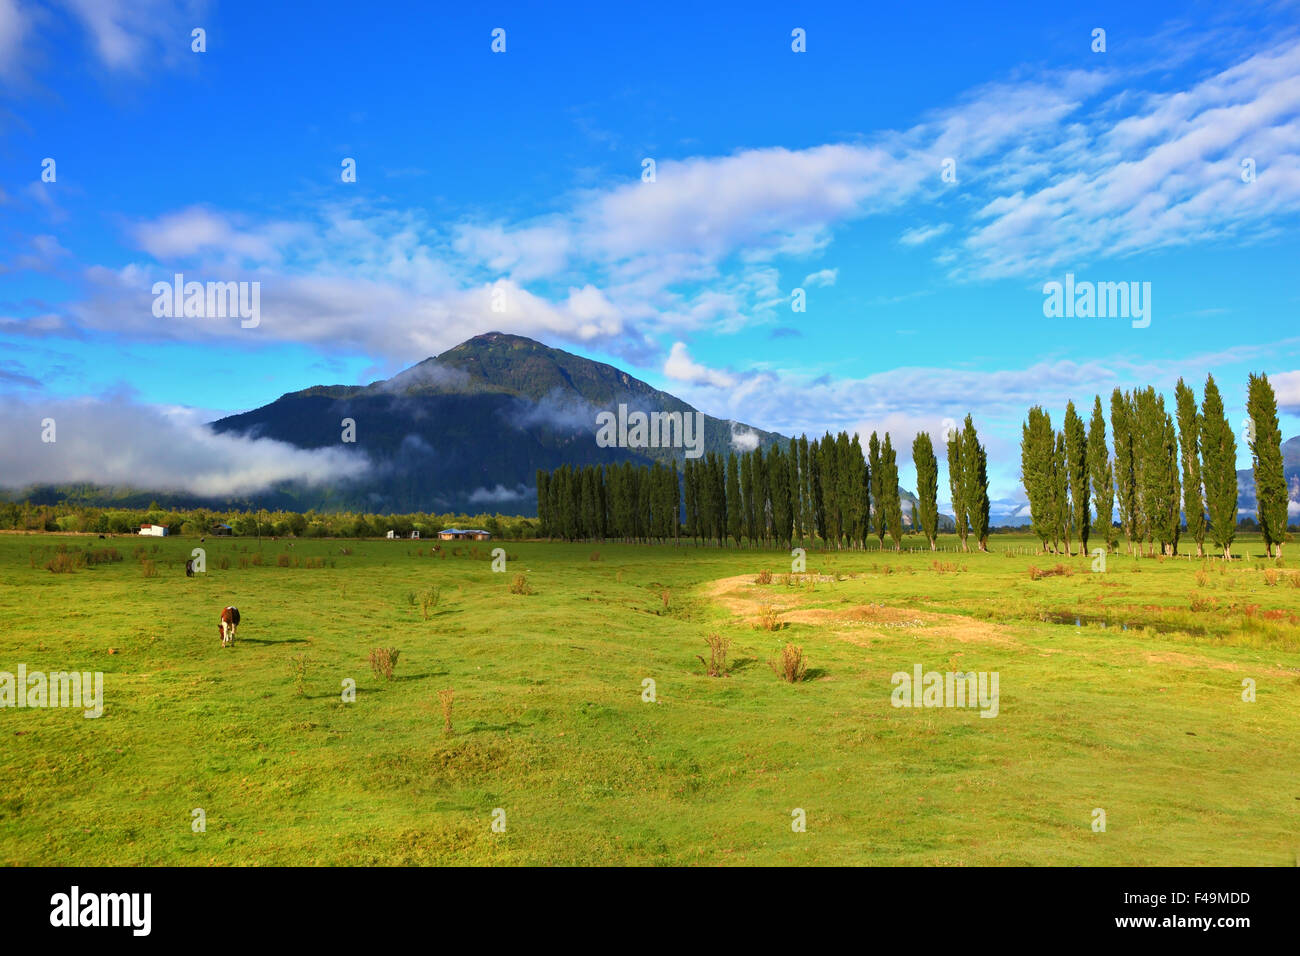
[185,559,195,577]
[218,606,241,647]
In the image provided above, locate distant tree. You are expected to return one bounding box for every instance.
[726,452,742,546]
[1247,372,1288,557]
[913,431,939,550]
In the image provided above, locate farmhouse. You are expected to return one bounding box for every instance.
[138,524,169,537]
[212,523,233,536]
[437,528,492,541]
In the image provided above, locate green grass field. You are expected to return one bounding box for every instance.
[2,531,1298,866]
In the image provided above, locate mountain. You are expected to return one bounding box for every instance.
[1235,435,1300,519]
[210,332,789,513]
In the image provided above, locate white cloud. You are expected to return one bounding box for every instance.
[57,0,204,72]
[1272,370,1300,414]
[663,342,736,389]
[802,268,838,288]
[0,396,370,496]
[899,224,950,246]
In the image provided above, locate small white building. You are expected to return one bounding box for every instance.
[139,524,168,537]
[410,530,420,539]
[386,529,396,539]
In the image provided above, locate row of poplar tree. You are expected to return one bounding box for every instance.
[535,419,992,550]
[1021,372,1289,559]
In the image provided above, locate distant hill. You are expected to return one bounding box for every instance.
[208,332,793,513]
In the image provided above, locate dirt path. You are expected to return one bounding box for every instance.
[700,574,1020,647]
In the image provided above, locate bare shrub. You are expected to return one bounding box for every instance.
[1264,568,1279,586]
[1027,564,1073,581]
[756,569,773,585]
[46,551,85,573]
[770,643,808,683]
[755,604,782,631]
[1195,567,1209,588]
[696,633,732,677]
[438,689,455,735]
[590,551,601,561]
[661,589,670,611]
[420,586,442,619]
[140,559,159,578]
[277,553,291,567]
[288,654,310,695]
[369,647,400,681]
[510,573,532,595]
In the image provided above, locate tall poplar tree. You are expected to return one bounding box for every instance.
[868,432,885,548]
[726,452,742,546]
[1110,388,1138,554]
[1051,432,1068,553]
[1064,402,1089,556]
[1021,406,1055,552]
[882,433,903,550]
[1174,378,1207,557]
[1200,374,1238,560]
[947,424,967,551]
[1247,372,1288,557]
[961,416,991,552]
[913,431,939,550]
[1087,396,1115,552]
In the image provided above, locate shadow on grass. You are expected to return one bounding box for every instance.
[729,656,761,673]
[236,637,310,646]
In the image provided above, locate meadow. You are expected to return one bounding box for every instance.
[1,530,1297,866]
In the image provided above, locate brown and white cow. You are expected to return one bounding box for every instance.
[218,606,241,647]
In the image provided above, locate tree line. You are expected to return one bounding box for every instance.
[536,422,991,550]
[1021,373,1289,559]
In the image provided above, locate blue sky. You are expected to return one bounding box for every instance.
[2,0,1299,513]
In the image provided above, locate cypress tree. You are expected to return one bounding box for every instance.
[913,431,939,550]
[1064,402,1089,556]
[1200,374,1238,559]
[1174,379,1206,557]
[683,458,698,544]
[1086,396,1115,552]
[1247,372,1288,557]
